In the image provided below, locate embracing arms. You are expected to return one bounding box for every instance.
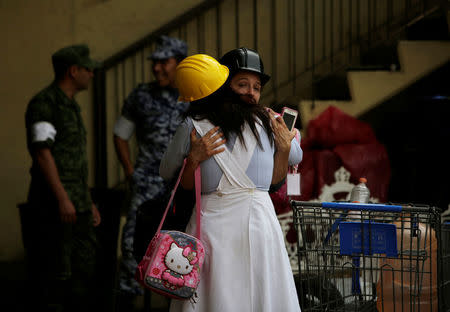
[180,127,226,190]
[160,119,226,190]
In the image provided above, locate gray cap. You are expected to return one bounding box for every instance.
[148,35,188,60]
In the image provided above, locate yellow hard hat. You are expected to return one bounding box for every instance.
[176,54,229,102]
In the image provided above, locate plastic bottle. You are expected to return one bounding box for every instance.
[350,177,370,203]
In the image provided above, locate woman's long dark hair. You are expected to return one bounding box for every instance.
[184,83,274,149]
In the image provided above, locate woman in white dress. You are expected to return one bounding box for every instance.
[160,51,302,312]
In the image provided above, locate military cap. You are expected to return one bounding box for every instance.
[52,44,100,72]
[148,35,188,60]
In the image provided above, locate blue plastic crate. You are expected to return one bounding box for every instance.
[339,222,398,257]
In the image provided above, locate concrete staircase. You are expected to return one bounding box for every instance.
[299,40,450,128]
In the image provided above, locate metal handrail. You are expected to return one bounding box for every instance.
[101,0,223,70]
[92,0,447,188]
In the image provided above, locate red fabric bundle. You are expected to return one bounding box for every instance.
[271,106,391,215]
[298,106,390,203]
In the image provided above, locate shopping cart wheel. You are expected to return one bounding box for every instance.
[294,274,344,310]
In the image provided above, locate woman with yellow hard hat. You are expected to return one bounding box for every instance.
[160,53,302,312]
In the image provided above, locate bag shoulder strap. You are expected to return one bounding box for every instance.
[155,159,202,239]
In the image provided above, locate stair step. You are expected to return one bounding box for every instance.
[298,41,450,127]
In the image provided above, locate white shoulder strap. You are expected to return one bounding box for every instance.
[191,119,255,189]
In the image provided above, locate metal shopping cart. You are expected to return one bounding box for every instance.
[290,201,448,312]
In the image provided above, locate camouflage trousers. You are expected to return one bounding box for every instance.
[21,205,97,311]
[117,188,175,296]
[117,171,185,296]
[117,192,145,296]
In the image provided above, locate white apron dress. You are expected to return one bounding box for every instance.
[170,120,301,312]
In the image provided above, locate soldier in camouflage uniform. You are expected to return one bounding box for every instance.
[113,35,189,306]
[24,44,101,311]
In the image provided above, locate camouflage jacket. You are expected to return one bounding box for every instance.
[121,82,189,203]
[25,82,91,212]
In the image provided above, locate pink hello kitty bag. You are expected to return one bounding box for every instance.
[135,159,205,300]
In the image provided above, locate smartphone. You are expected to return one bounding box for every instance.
[281,107,298,131]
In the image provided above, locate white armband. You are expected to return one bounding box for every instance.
[32,121,56,142]
[113,115,136,140]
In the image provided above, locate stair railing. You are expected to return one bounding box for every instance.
[93,0,446,188]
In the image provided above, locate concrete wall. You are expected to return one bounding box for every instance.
[0,0,203,261]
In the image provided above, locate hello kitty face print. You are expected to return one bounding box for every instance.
[162,242,198,289]
[137,231,205,299]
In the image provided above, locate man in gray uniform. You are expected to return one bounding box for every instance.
[113,35,189,309]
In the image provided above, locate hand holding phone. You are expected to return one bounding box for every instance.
[281,107,298,131]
